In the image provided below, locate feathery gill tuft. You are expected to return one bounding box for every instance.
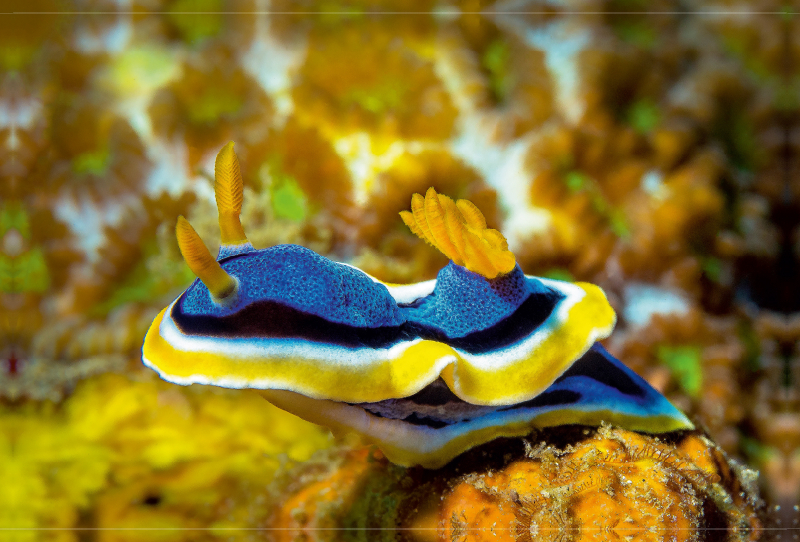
[400,187,515,279]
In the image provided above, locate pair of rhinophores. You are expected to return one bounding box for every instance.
[142,142,693,469]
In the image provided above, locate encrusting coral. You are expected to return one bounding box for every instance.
[609,308,749,454]
[30,95,153,203]
[133,0,258,51]
[746,312,800,506]
[268,0,440,57]
[440,9,556,139]
[267,426,762,542]
[235,117,358,250]
[519,119,725,296]
[1,372,332,540]
[63,192,198,317]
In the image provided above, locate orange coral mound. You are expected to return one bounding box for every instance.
[439,427,761,542]
[267,427,761,542]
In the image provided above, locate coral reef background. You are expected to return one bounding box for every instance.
[2,0,799,540]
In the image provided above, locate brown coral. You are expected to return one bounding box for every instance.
[519,120,724,297]
[149,48,273,167]
[441,13,555,139]
[292,27,457,143]
[610,308,748,453]
[747,313,800,505]
[63,192,197,317]
[30,95,152,203]
[133,0,257,51]
[236,117,357,249]
[269,0,439,47]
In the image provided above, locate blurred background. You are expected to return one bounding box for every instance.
[2,0,799,539]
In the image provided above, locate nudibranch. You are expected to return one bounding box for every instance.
[142,142,693,468]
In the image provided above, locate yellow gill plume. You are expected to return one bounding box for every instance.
[400,187,516,279]
[214,141,249,246]
[176,216,238,302]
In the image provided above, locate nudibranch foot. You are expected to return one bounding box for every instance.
[260,343,693,469]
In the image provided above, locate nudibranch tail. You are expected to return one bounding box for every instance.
[214,141,250,249]
[175,216,238,303]
[258,344,693,469]
[400,187,515,279]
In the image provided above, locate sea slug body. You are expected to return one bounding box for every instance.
[142,142,694,468]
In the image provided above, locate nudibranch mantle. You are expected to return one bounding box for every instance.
[145,255,614,407]
[142,144,694,469]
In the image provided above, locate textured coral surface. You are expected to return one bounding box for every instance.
[267,426,761,542]
[3,0,799,539]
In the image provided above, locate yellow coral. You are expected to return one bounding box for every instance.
[400,187,515,279]
[1,373,332,539]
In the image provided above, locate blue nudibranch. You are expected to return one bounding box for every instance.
[142,142,693,468]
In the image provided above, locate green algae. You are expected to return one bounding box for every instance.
[482,39,513,104]
[625,99,661,134]
[72,147,111,176]
[658,345,703,398]
[167,0,225,45]
[270,176,309,222]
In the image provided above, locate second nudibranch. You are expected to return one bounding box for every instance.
[142,142,693,469]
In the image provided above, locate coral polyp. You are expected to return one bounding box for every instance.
[149,48,273,167]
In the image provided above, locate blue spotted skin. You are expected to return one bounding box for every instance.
[182,245,405,327]
[180,247,555,340]
[404,263,553,338]
[217,243,255,260]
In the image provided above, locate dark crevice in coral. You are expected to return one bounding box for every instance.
[142,494,162,506]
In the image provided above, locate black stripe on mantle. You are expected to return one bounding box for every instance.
[171,288,564,355]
